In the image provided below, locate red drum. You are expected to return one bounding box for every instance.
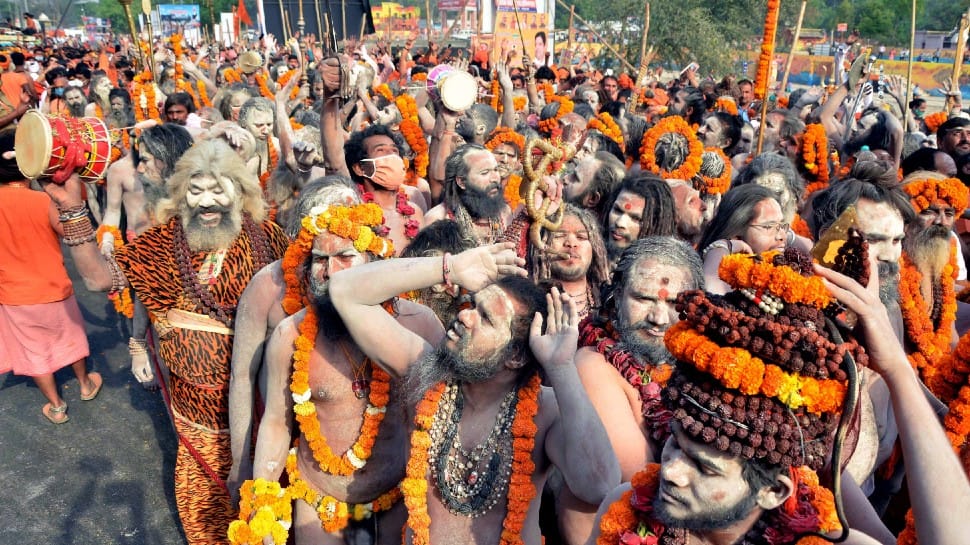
[15,110,112,184]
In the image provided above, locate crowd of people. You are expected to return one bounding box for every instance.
[3,26,970,545]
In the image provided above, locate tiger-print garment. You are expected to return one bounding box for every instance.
[115,216,287,544]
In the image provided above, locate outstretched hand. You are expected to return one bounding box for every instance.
[449,242,527,293]
[529,288,579,371]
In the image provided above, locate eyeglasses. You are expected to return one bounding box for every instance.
[749,222,789,236]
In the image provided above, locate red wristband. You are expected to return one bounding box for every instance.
[442,252,453,289]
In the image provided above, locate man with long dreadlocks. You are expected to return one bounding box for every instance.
[43,139,289,544]
[588,247,970,545]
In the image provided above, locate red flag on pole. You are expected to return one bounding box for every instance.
[237,0,254,26]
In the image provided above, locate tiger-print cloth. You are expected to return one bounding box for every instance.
[115,216,287,544]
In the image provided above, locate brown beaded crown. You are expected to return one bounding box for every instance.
[663,246,867,471]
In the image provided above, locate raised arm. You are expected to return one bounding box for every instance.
[536,290,621,504]
[318,57,350,176]
[330,243,526,375]
[816,262,970,545]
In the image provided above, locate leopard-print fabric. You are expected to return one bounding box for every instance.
[115,216,287,544]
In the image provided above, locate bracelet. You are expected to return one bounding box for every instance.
[128,337,148,355]
[58,204,88,222]
[442,252,454,289]
[62,215,96,246]
[106,256,128,292]
[702,240,732,259]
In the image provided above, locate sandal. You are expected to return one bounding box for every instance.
[42,402,69,425]
[80,372,103,401]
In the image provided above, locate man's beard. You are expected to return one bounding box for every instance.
[653,486,759,532]
[906,224,952,281]
[108,109,130,129]
[677,217,702,241]
[877,261,900,307]
[459,182,506,220]
[550,255,589,282]
[309,280,349,342]
[404,335,512,407]
[67,101,86,118]
[606,237,631,263]
[139,173,167,213]
[616,312,673,365]
[181,203,242,252]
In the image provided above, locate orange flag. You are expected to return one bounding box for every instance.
[237,0,253,27]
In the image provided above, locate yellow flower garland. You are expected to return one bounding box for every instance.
[301,204,395,258]
[228,478,292,545]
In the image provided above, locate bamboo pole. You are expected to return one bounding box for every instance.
[635,2,650,83]
[951,11,969,108]
[903,0,916,123]
[553,0,636,73]
[314,0,323,46]
[567,5,574,52]
[779,0,807,95]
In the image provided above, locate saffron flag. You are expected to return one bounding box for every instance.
[237,0,253,26]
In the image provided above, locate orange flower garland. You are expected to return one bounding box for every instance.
[504,174,524,209]
[259,140,279,192]
[639,115,704,181]
[513,96,528,112]
[255,73,275,100]
[537,83,574,135]
[715,96,739,116]
[924,111,949,134]
[96,225,134,318]
[718,251,834,309]
[396,94,429,179]
[754,0,781,100]
[665,321,847,414]
[490,78,501,111]
[485,127,526,154]
[290,307,392,475]
[899,248,957,382]
[801,124,830,198]
[904,176,970,217]
[197,81,212,107]
[587,112,625,147]
[929,330,970,404]
[132,70,160,123]
[403,374,541,545]
[595,465,660,545]
[792,214,812,240]
[374,83,394,103]
[284,447,401,533]
[223,68,243,84]
[700,147,732,195]
[281,204,395,315]
[276,70,302,100]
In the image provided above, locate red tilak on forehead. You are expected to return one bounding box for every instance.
[657,288,670,300]
[624,202,632,210]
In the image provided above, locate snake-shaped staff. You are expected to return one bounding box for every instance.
[522,137,575,255]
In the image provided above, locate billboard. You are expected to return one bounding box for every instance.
[157,4,201,34]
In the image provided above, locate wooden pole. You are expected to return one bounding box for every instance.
[341,0,347,45]
[567,5,574,51]
[553,0,636,73]
[314,0,323,46]
[903,0,916,123]
[425,0,432,39]
[779,0,807,95]
[636,2,650,84]
[951,11,969,108]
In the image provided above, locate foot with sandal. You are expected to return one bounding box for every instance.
[40,369,103,425]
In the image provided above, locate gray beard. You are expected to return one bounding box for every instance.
[181,205,242,252]
[404,342,510,407]
[878,261,900,307]
[139,174,167,215]
[653,485,759,532]
[67,102,86,118]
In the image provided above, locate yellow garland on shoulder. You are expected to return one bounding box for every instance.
[903,176,970,217]
[665,321,847,414]
[639,115,704,181]
[290,306,392,476]
[285,447,401,533]
[587,112,625,147]
[227,478,292,545]
[718,251,834,309]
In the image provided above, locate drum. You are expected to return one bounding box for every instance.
[427,65,477,112]
[15,110,112,184]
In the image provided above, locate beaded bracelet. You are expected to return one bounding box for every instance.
[62,216,96,246]
[58,203,88,223]
[106,257,128,292]
[128,337,148,354]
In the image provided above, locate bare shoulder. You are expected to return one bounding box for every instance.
[107,156,136,188]
[394,298,446,344]
[575,346,621,380]
[270,309,302,347]
[424,203,447,225]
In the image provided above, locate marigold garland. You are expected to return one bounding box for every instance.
[639,115,704,181]
[290,307,392,475]
[924,111,949,134]
[699,147,732,195]
[411,72,428,83]
[792,214,812,240]
[537,83,573,136]
[227,478,292,545]
[490,77,501,111]
[223,67,243,84]
[715,96,739,116]
[197,80,212,107]
[587,112,625,147]
[903,176,970,217]
[276,70,302,100]
[754,0,781,100]
[504,173,524,209]
[928,329,970,405]
[255,72,275,100]
[281,203,395,315]
[485,127,526,155]
[284,447,401,533]
[259,140,279,192]
[396,94,429,180]
[801,124,830,198]
[403,374,541,545]
[665,322,846,414]
[513,96,528,112]
[899,248,957,383]
[132,70,160,123]
[718,252,834,309]
[96,225,134,318]
[374,83,393,103]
